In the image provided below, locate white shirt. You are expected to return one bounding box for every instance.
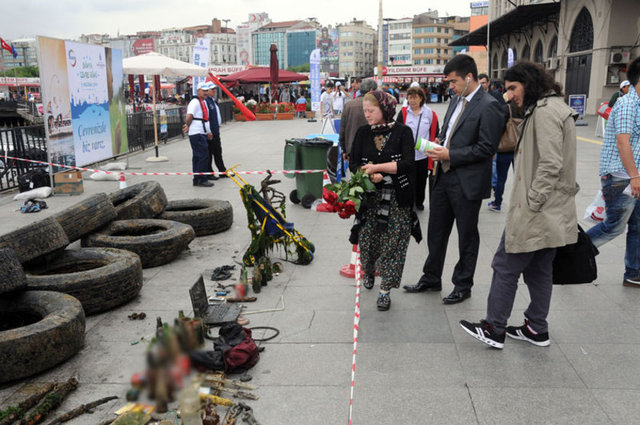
[332,91,345,111]
[321,91,333,116]
[444,84,481,148]
[405,105,434,161]
[186,98,211,136]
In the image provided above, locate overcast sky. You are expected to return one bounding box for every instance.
[1,0,472,40]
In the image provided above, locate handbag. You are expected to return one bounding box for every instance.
[552,225,599,285]
[497,106,522,153]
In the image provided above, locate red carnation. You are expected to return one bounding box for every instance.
[338,210,352,219]
[344,200,356,215]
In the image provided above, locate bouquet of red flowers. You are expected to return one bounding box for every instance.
[322,169,376,219]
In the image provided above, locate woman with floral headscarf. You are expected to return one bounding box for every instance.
[349,90,418,311]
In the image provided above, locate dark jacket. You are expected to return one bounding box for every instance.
[339,96,368,155]
[349,123,415,207]
[436,88,506,200]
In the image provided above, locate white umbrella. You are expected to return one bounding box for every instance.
[123,52,209,161]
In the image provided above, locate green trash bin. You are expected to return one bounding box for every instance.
[295,138,333,208]
[283,139,301,180]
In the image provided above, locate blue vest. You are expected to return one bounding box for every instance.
[205,97,220,135]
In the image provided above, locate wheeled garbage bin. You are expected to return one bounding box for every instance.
[284,138,333,208]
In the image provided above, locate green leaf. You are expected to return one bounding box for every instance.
[352,198,361,211]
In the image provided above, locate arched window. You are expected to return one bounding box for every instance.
[548,36,558,58]
[534,40,544,63]
[522,44,530,61]
[569,8,593,53]
[492,53,499,70]
[511,48,517,63]
[501,50,508,68]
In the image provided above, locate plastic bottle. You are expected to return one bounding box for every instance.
[179,382,202,425]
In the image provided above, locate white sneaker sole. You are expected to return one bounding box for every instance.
[460,323,504,349]
[506,329,550,347]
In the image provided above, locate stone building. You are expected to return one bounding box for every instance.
[337,19,376,78]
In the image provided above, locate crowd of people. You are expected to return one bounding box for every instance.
[339,54,640,350]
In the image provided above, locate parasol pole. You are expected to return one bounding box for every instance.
[146,75,168,162]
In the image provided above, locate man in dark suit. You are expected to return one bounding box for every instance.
[403,54,505,304]
[205,83,227,179]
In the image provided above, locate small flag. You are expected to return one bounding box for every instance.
[0,38,14,56]
[10,44,18,59]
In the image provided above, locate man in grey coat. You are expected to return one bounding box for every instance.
[340,78,377,161]
[460,61,579,349]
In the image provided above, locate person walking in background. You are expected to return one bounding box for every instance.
[396,85,439,211]
[320,81,334,119]
[340,78,377,161]
[403,54,504,304]
[205,83,227,179]
[349,91,417,311]
[183,82,214,187]
[460,61,579,349]
[609,80,631,108]
[587,57,640,287]
[351,77,362,99]
[332,82,347,115]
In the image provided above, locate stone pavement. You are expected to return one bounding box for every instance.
[1,104,639,425]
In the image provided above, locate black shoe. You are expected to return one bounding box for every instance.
[363,274,375,290]
[193,180,214,187]
[403,275,442,293]
[207,175,219,181]
[442,288,471,304]
[506,319,550,347]
[460,319,505,349]
[377,291,391,311]
[218,172,229,178]
[623,276,640,287]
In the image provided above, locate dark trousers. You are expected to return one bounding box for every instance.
[494,152,514,206]
[207,133,227,173]
[415,158,429,208]
[486,233,556,334]
[422,170,482,289]
[189,133,209,184]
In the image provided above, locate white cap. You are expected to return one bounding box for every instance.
[620,80,631,89]
[196,82,207,90]
[409,81,420,88]
[335,81,341,86]
[205,82,217,90]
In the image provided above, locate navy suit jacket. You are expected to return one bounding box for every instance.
[437,88,506,200]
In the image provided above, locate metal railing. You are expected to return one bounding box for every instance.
[0,125,48,191]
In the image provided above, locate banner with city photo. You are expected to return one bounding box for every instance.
[38,36,126,167]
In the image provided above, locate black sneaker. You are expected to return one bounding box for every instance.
[377,291,391,311]
[459,320,505,349]
[623,276,640,288]
[506,319,550,347]
[363,274,375,290]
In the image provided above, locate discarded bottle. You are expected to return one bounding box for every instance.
[179,382,202,425]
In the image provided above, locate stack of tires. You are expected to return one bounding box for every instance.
[0,180,233,383]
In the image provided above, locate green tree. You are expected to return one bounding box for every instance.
[287,63,310,73]
[0,66,39,77]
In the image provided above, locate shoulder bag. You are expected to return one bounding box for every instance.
[497,106,522,153]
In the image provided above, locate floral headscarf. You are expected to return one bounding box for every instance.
[366,90,397,134]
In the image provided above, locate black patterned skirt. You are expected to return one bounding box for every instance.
[358,191,412,290]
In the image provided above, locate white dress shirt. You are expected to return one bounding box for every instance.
[443,84,481,147]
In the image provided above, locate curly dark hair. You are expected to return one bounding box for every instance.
[504,61,563,107]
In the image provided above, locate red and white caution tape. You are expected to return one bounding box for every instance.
[348,246,362,425]
[0,155,324,176]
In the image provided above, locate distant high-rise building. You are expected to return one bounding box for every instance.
[338,19,376,78]
[0,38,38,69]
[236,13,270,66]
[387,18,413,66]
[412,13,467,67]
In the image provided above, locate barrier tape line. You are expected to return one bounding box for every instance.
[348,246,362,425]
[0,155,325,176]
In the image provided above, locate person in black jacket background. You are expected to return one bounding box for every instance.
[349,90,416,311]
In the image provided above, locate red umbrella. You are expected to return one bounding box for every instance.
[219,68,308,85]
[270,44,279,102]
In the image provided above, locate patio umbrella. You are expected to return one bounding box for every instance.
[270,44,279,103]
[123,52,209,161]
[219,67,308,85]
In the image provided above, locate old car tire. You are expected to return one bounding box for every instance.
[53,193,118,242]
[109,181,167,220]
[81,219,196,268]
[0,247,26,295]
[25,248,143,315]
[0,217,69,264]
[0,291,85,383]
[158,199,233,237]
